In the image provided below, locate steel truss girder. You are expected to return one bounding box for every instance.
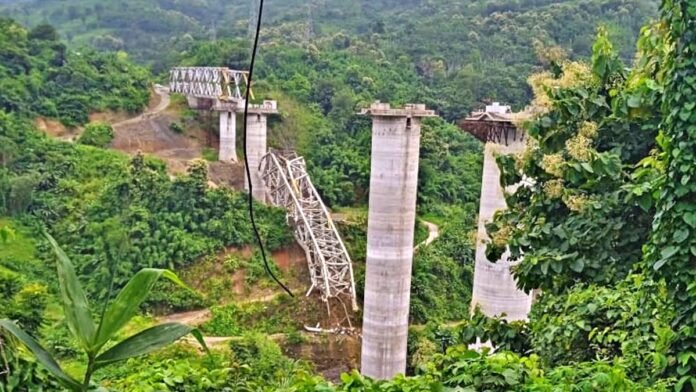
[169,67,247,100]
[260,151,358,310]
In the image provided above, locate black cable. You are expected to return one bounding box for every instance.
[243,0,294,298]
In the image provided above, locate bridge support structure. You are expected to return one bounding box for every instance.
[219,111,237,162]
[244,112,268,202]
[459,103,533,322]
[359,102,436,380]
[170,66,280,202]
[471,140,532,321]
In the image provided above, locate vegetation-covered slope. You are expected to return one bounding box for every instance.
[5,0,696,390]
[0,18,149,126]
[3,0,656,117]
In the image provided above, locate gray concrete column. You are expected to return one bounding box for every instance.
[244,113,267,203]
[470,140,533,321]
[219,111,238,162]
[360,103,435,380]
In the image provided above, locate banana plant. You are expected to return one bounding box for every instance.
[0,232,208,391]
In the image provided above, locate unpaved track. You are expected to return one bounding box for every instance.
[110,85,202,173]
[164,220,440,345]
[114,85,171,127]
[160,292,283,324]
[415,220,440,250]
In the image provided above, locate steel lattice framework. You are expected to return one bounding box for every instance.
[169,67,248,100]
[260,151,358,311]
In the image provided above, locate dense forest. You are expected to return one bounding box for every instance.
[2,0,696,391]
[3,0,656,116]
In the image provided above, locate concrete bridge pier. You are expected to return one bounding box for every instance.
[360,102,436,380]
[219,111,238,162]
[244,112,268,203]
[471,139,532,321]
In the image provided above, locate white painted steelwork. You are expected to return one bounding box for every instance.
[260,151,358,310]
[169,67,247,101]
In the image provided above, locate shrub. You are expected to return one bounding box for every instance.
[529,275,674,382]
[169,122,185,134]
[202,147,218,161]
[77,123,114,148]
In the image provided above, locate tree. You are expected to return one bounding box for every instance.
[28,24,58,41]
[0,233,208,391]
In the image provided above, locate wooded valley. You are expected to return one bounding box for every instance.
[2,0,696,391]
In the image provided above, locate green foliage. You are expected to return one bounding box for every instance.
[417,119,483,211]
[0,233,207,391]
[645,1,696,389]
[97,345,232,391]
[0,223,15,243]
[3,0,654,107]
[410,211,476,324]
[202,296,320,337]
[458,311,531,355]
[0,336,62,392]
[0,18,149,127]
[529,275,674,382]
[410,239,473,324]
[0,267,48,335]
[408,311,530,372]
[77,122,114,148]
[486,27,661,294]
[0,110,293,302]
[169,122,184,134]
[291,346,672,391]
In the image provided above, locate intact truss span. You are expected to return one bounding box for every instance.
[169,67,248,101]
[260,151,358,313]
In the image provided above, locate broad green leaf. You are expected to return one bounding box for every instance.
[661,246,679,260]
[627,94,641,108]
[684,212,696,229]
[0,319,81,390]
[581,162,594,173]
[674,229,690,243]
[653,257,669,272]
[93,323,206,369]
[44,232,95,351]
[569,258,584,273]
[94,268,191,349]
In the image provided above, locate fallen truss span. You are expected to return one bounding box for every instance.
[260,151,358,312]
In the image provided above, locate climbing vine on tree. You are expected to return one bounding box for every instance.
[646,1,696,389]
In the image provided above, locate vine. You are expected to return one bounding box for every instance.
[646,1,696,389]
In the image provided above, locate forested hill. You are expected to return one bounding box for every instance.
[3,0,656,115]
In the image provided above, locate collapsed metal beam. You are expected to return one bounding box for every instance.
[260,151,358,311]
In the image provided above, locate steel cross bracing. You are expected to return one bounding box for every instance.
[169,67,247,101]
[260,151,358,311]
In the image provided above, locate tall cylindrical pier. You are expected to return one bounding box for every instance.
[458,103,533,322]
[245,113,268,202]
[360,102,435,379]
[470,139,532,321]
[219,111,238,162]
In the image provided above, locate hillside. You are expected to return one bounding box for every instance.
[2,1,696,391]
[3,0,657,116]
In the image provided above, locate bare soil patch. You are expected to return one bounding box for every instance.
[35,117,78,141]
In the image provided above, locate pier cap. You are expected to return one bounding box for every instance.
[360,101,436,118]
[213,99,279,114]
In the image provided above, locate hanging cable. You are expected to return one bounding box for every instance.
[243,0,294,297]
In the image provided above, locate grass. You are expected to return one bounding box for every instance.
[0,219,42,278]
[201,295,322,337]
[202,147,219,162]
